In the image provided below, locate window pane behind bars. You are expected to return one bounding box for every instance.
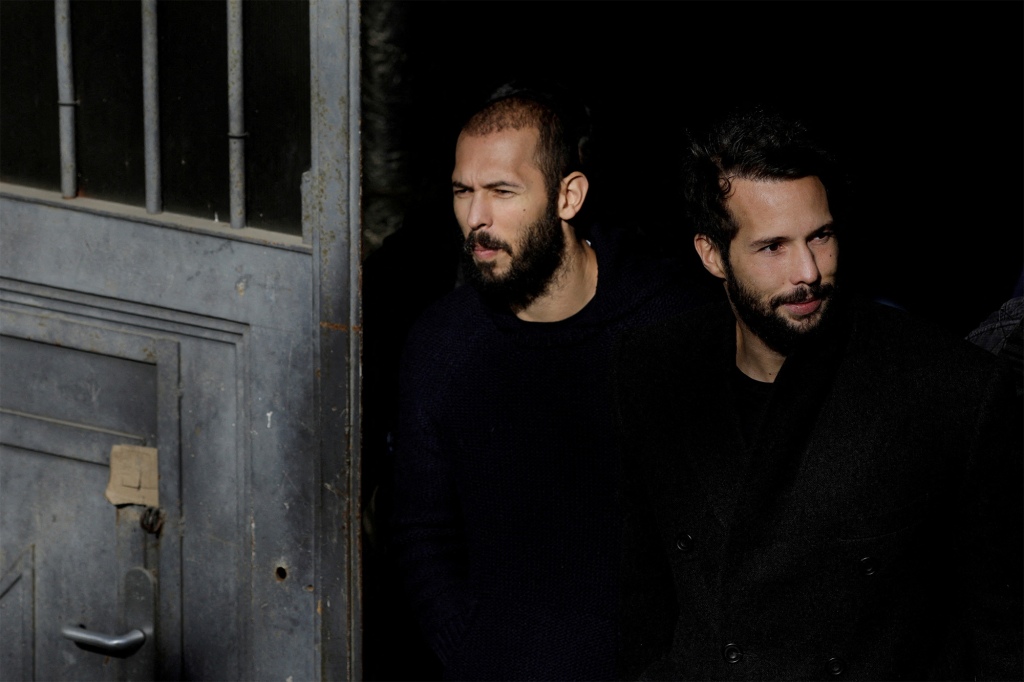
[242,0,310,236]
[74,0,147,206]
[0,0,310,236]
[158,0,230,222]
[0,0,61,192]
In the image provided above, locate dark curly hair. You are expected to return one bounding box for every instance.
[682,104,849,258]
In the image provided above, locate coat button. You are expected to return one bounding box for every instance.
[860,556,877,576]
[722,642,743,663]
[826,656,846,676]
[675,533,694,552]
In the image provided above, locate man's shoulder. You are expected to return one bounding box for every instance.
[849,298,1007,377]
[854,299,986,352]
[400,284,489,366]
[619,298,730,349]
[590,224,722,327]
[613,299,731,389]
[611,301,731,425]
[407,283,484,334]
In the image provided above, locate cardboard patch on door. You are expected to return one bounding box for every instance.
[105,445,159,507]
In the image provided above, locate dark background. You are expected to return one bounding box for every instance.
[361,2,1022,680]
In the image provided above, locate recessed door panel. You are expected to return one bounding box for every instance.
[0,311,179,682]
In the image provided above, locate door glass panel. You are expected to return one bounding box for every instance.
[0,0,310,236]
[0,0,60,192]
[157,0,230,222]
[242,0,310,236]
[158,0,311,234]
[72,0,146,206]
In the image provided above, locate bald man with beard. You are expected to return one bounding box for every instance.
[389,81,708,681]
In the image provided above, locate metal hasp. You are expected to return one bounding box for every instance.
[61,567,156,678]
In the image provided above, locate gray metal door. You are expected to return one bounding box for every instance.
[0,1,361,680]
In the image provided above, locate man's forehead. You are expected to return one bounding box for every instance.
[724,176,827,214]
[457,125,540,150]
[453,127,542,179]
[727,177,830,229]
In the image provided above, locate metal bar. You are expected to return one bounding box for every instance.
[142,0,162,214]
[227,0,245,229]
[55,0,76,199]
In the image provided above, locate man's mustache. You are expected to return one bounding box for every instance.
[464,231,512,256]
[771,282,836,307]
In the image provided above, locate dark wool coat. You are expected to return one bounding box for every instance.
[613,297,1023,681]
[390,224,711,681]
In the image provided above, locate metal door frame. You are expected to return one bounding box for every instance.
[308,0,362,679]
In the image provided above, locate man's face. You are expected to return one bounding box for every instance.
[720,176,839,354]
[452,127,565,310]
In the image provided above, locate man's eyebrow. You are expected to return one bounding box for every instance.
[749,235,786,249]
[482,180,523,190]
[452,177,524,191]
[749,222,836,248]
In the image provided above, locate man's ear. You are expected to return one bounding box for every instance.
[558,172,589,221]
[694,234,727,280]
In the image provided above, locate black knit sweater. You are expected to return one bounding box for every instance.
[390,224,711,681]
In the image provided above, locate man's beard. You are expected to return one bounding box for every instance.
[724,259,838,356]
[461,203,566,312]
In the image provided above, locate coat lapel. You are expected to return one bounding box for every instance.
[725,298,853,547]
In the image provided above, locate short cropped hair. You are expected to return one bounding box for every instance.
[460,80,592,204]
[682,104,847,255]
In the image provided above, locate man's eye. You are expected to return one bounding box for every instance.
[762,243,782,253]
[453,188,469,197]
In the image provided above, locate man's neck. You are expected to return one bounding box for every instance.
[734,322,786,383]
[516,233,598,322]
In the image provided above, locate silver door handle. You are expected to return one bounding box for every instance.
[61,624,145,657]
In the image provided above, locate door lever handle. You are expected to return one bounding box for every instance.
[61,624,146,657]
[59,566,155,674]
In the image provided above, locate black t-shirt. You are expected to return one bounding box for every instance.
[731,364,774,448]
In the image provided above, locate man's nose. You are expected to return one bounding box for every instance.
[465,194,490,231]
[791,244,822,286]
